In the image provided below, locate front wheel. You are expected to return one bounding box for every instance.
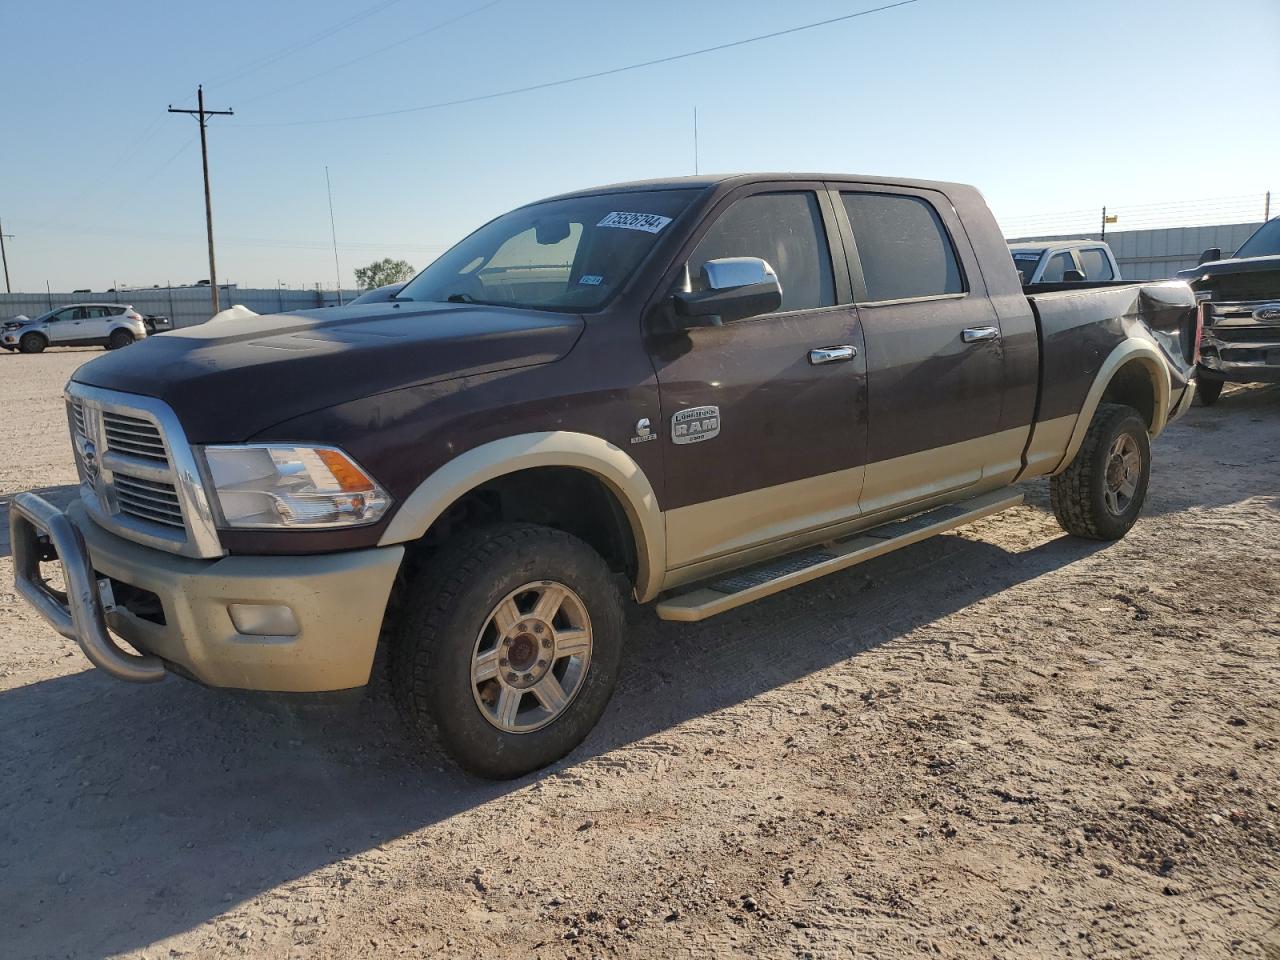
[1051,403,1151,541]
[390,522,625,779]
[19,332,47,354]
[107,329,135,350]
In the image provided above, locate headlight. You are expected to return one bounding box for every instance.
[201,445,391,529]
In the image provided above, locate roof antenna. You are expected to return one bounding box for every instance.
[693,106,700,175]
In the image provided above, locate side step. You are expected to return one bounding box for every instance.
[655,488,1024,622]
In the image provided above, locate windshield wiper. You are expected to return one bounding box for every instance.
[445,293,476,303]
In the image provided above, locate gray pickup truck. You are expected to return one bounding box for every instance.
[12,173,1198,777]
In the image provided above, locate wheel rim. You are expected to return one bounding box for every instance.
[469,580,592,734]
[1103,432,1141,516]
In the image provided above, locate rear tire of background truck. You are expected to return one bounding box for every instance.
[107,329,134,350]
[1196,378,1223,406]
[19,332,47,354]
[390,522,626,779]
[1051,403,1151,541]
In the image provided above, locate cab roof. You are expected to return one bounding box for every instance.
[540,172,974,202]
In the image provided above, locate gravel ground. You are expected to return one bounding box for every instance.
[1,348,1277,959]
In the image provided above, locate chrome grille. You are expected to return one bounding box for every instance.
[112,474,185,528]
[103,411,168,462]
[71,398,88,438]
[65,383,223,559]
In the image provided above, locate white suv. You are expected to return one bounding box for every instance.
[1,304,149,353]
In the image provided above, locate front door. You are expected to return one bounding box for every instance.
[45,307,85,344]
[648,186,868,569]
[832,185,1020,515]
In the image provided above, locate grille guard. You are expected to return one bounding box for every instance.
[9,491,165,683]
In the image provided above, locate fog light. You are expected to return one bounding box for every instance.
[228,603,299,637]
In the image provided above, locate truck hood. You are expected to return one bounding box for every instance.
[71,301,585,442]
[1175,254,1280,284]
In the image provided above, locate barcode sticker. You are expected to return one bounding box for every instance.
[597,212,673,234]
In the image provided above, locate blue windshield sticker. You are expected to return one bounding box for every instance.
[579,274,604,286]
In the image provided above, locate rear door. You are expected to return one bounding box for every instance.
[648,184,868,569]
[80,306,115,341]
[832,184,1022,515]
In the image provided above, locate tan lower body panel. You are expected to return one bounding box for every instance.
[664,426,1030,572]
[68,501,404,692]
[656,488,1024,622]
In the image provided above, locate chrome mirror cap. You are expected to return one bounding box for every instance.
[701,256,778,291]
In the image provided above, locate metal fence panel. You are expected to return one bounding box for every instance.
[0,286,364,328]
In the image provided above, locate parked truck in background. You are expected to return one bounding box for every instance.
[1008,239,1122,284]
[1176,217,1280,405]
[12,173,1198,778]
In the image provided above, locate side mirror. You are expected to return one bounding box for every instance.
[671,257,782,327]
[1062,269,1086,282]
[1198,247,1222,265]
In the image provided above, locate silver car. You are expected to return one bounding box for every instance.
[1,303,149,353]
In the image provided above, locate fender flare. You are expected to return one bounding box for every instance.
[377,431,666,602]
[1056,339,1171,473]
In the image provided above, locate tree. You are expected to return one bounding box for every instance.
[354,257,415,290]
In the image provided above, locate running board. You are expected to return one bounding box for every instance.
[655,488,1024,622]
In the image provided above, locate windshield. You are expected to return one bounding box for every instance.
[396,189,696,312]
[1233,218,1280,260]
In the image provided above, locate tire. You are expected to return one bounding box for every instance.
[107,329,135,350]
[18,332,47,354]
[1051,403,1151,541]
[1196,378,1223,406]
[390,522,626,779]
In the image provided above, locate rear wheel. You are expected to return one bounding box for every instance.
[107,328,135,350]
[1196,378,1223,406]
[1051,403,1151,541]
[390,522,625,779]
[18,332,47,354]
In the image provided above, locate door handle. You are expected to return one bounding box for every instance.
[962,326,1000,343]
[809,345,857,365]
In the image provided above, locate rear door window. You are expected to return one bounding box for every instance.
[1040,251,1075,282]
[841,192,964,302]
[688,191,835,313]
[1078,248,1114,280]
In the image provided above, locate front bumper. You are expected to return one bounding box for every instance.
[11,493,404,691]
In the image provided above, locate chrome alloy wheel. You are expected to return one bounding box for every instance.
[1103,432,1141,516]
[470,581,593,734]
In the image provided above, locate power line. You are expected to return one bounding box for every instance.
[237,0,507,108]
[242,0,923,127]
[201,0,409,93]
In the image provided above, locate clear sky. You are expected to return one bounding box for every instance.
[2,0,1277,292]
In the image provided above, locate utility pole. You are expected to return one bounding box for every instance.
[0,217,12,293]
[169,86,233,315]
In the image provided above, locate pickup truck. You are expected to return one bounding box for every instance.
[11,173,1198,778]
[1008,239,1122,284]
[1175,216,1280,405]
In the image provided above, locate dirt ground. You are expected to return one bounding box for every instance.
[1,348,1277,960]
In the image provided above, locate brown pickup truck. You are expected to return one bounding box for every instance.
[12,173,1199,777]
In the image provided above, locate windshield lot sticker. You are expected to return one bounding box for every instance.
[579,274,604,285]
[597,212,673,234]
[672,405,720,445]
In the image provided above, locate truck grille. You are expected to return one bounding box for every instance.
[66,386,222,558]
[102,411,169,462]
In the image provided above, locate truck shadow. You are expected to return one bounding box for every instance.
[0,522,1107,957]
[0,484,79,559]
